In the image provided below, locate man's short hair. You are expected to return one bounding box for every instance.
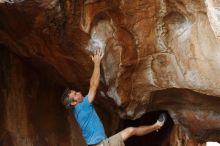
[61,88,74,109]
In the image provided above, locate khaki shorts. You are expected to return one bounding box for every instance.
[96,133,125,146]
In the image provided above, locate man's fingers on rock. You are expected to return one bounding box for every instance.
[98,48,101,56]
[101,51,104,58]
[90,55,94,61]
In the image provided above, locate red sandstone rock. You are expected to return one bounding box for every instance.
[0,0,220,145]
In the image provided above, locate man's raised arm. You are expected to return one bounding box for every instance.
[87,49,104,103]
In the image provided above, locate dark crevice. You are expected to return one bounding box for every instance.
[119,110,174,146]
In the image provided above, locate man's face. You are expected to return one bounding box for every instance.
[68,90,84,106]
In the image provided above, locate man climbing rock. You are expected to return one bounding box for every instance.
[61,49,166,146]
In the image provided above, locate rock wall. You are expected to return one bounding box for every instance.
[0,47,86,146]
[0,0,220,145]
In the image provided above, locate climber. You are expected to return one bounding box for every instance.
[61,48,166,146]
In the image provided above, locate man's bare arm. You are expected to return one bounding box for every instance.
[88,49,104,103]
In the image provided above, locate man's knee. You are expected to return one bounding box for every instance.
[120,127,136,141]
[126,127,136,136]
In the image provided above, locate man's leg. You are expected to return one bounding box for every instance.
[119,123,160,141]
[120,113,167,141]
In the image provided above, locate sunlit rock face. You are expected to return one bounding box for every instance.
[0,0,220,145]
[206,0,220,38]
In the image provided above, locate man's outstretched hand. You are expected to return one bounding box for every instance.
[91,48,104,63]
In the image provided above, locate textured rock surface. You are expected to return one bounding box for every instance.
[0,0,220,145]
[0,47,87,146]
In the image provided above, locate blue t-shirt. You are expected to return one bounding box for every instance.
[72,96,107,145]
